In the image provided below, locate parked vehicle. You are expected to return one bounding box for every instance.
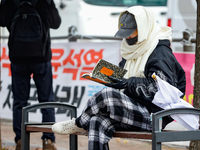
[1,0,168,39]
[52,0,168,37]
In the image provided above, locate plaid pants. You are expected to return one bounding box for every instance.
[76,88,151,150]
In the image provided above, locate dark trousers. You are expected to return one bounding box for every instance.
[11,61,55,143]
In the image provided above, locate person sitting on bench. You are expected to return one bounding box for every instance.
[52,6,186,150]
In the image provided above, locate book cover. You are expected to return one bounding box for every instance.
[81,59,127,84]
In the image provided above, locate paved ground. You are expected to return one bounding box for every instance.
[1,119,189,150]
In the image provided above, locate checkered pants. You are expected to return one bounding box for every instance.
[76,88,151,150]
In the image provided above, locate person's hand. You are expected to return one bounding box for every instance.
[104,76,128,89]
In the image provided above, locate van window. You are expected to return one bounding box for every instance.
[83,0,167,6]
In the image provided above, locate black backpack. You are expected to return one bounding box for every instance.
[8,0,47,58]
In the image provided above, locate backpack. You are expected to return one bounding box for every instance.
[8,0,47,58]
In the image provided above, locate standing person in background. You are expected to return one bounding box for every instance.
[0,0,61,149]
[52,6,186,150]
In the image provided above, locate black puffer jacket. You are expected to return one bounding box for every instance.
[119,40,186,127]
[0,0,61,64]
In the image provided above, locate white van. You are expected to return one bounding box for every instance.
[167,0,197,52]
[1,0,168,39]
[52,0,168,37]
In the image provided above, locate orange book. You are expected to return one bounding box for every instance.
[81,59,127,84]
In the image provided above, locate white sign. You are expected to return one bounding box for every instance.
[0,41,121,122]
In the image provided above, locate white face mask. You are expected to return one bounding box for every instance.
[126,36,138,45]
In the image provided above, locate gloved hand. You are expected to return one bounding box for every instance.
[104,76,128,89]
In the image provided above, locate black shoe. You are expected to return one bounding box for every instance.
[43,139,57,150]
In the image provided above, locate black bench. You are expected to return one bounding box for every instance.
[21,102,200,150]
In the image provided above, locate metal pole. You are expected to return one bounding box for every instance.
[182,28,195,52]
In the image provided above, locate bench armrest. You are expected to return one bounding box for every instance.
[152,107,200,132]
[21,102,78,150]
[22,102,77,124]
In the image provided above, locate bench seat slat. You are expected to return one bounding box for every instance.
[26,125,152,139]
[113,131,152,139]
